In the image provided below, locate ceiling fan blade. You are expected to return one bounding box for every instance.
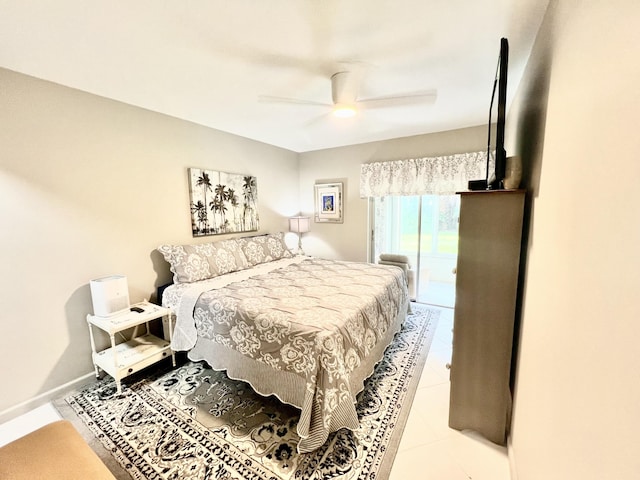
[358,90,437,109]
[304,111,332,127]
[258,95,331,107]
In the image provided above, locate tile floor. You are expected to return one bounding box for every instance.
[419,280,456,309]
[389,306,511,479]
[0,305,511,479]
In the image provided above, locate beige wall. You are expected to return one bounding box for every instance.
[297,126,488,262]
[0,68,299,417]
[507,1,640,478]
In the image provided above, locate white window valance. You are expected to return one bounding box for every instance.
[359,150,492,197]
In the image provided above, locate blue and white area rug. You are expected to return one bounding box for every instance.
[63,304,439,480]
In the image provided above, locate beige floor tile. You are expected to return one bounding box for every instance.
[418,363,449,388]
[447,430,510,480]
[390,440,471,480]
[395,408,441,452]
[389,304,510,480]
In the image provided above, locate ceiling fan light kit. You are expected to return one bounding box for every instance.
[332,104,357,118]
[259,69,437,120]
[331,72,358,118]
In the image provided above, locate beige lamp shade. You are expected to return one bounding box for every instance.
[289,216,310,233]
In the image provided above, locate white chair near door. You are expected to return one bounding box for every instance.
[378,253,416,301]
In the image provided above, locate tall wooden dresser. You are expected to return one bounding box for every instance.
[448,189,525,445]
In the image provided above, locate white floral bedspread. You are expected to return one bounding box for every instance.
[163,257,409,452]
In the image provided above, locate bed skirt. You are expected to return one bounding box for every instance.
[187,297,409,453]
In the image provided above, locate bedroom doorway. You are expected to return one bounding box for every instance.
[371,194,459,308]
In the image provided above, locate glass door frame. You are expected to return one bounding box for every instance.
[369,194,459,306]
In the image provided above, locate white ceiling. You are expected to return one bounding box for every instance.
[0,1,549,153]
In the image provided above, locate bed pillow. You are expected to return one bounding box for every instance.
[157,243,215,284]
[206,239,250,276]
[237,232,293,266]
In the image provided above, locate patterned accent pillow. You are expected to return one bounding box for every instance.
[237,232,293,266]
[157,243,214,284]
[207,239,250,276]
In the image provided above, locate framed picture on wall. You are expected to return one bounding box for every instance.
[314,182,343,223]
[188,168,258,236]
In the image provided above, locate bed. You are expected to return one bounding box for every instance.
[157,232,409,453]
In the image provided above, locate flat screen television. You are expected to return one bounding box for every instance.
[489,37,509,189]
[468,37,509,191]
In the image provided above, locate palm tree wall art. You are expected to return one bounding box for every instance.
[188,168,258,236]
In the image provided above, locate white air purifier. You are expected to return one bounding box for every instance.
[90,275,130,317]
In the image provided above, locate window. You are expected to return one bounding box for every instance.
[372,194,459,307]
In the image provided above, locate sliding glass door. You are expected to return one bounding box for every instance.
[372,194,460,307]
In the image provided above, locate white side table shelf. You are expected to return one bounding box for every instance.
[86,301,175,393]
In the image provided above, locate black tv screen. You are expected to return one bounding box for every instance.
[489,37,509,189]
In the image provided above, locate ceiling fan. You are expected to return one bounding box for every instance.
[259,71,437,118]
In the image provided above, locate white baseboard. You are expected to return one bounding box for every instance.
[0,372,96,425]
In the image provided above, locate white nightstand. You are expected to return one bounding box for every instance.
[86,301,175,394]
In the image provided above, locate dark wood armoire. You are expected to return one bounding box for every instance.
[448,189,525,445]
